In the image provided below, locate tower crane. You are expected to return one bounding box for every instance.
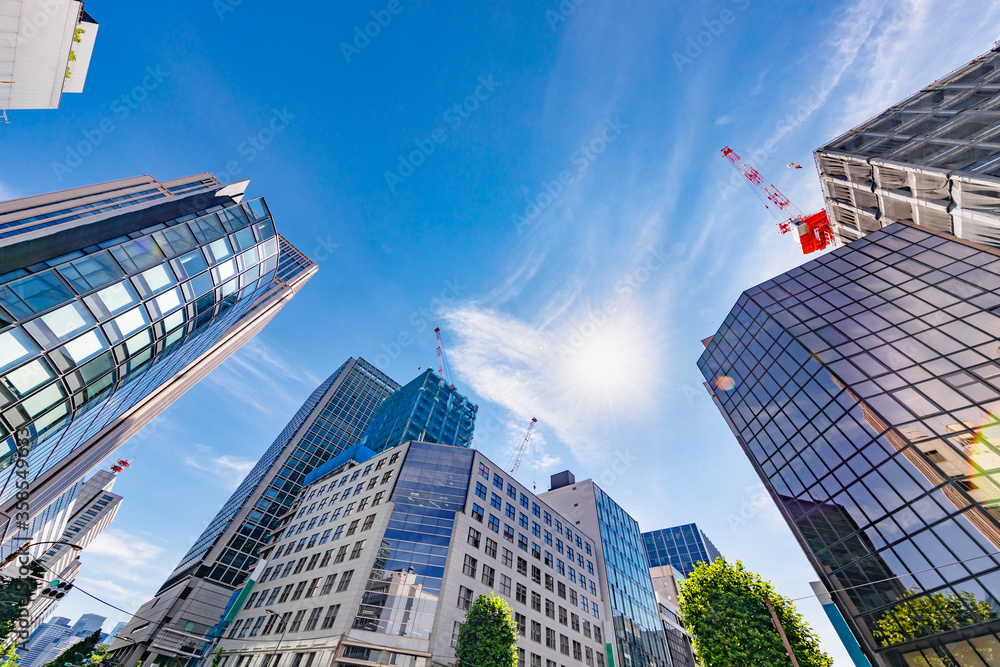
[433,327,454,387]
[721,146,835,254]
[508,418,538,475]
[110,458,133,474]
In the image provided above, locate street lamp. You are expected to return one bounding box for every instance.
[264,610,287,667]
[0,542,83,568]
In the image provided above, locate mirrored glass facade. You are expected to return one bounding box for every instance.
[358,369,477,453]
[352,441,474,638]
[700,221,1000,666]
[592,485,673,667]
[642,524,722,578]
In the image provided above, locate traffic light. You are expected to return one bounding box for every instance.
[40,579,72,598]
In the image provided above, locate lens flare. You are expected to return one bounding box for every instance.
[715,375,736,391]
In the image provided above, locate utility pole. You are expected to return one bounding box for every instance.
[764,594,800,667]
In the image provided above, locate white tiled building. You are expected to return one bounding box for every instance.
[215,441,610,667]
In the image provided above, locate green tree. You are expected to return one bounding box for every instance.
[45,629,102,667]
[212,650,225,667]
[0,562,45,643]
[678,558,832,667]
[0,642,19,667]
[455,593,518,667]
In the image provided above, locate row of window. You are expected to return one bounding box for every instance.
[261,538,368,586]
[229,601,343,638]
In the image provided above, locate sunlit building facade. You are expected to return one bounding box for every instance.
[110,358,399,667]
[0,173,315,553]
[700,221,1000,666]
[216,441,609,667]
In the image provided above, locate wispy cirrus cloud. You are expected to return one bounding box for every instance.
[182,444,256,489]
[207,336,320,416]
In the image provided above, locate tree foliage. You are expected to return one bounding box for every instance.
[0,563,45,643]
[455,593,518,667]
[212,650,225,667]
[0,642,19,667]
[678,558,832,667]
[45,629,102,667]
[874,587,997,648]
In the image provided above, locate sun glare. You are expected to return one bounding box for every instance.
[559,320,657,412]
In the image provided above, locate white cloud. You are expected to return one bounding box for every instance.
[183,444,256,489]
[207,336,320,415]
[83,528,167,574]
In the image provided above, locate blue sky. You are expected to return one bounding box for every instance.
[5,0,1000,663]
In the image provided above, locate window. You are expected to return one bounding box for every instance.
[583,620,591,638]
[518,650,525,667]
[520,493,529,509]
[381,471,392,483]
[482,564,496,587]
[262,614,277,636]
[357,497,369,511]
[544,531,552,546]
[463,554,478,578]
[585,647,594,667]
[507,484,517,499]
[366,478,377,490]
[500,574,512,596]
[451,621,463,648]
[293,558,307,574]
[504,525,515,543]
[304,607,323,631]
[506,503,516,520]
[559,606,567,625]
[278,584,293,603]
[321,574,337,595]
[372,491,385,506]
[517,557,528,575]
[491,493,503,510]
[305,578,320,598]
[292,581,307,600]
[494,472,504,489]
[546,627,556,648]
[319,549,333,567]
[319,529,332,545]
[471,504,484,522]
[531,621,541,643]
[332,526,344,541]
[320,603,340,629]
[543,511,551,526]
[458,586,474,611]
[346,520,359,536]
[349,540,365,559]
[581,595,588,612]
[244,592,258,609]
[306,554,320,571]
[557,560,565,576]
[336,570,354,592]
[288,609,306,632]
[468,527,482,548]
[532,543,541,560]
[558,582,566,598]
[485,538,498,558]
[518,534,528,552]
[334,545,348,564]
[362,514,375,531]
[573,641,582,661]
[389,452,399,464]
[514,612,526,636]
[556,539,563,553]
[545,574,554,591]
[560,635,570,656]
[519,514,529,529]
[532,566,541,584]
[376,457,387,470]
[295,539,306,552]
[592,602,600,619]
[571,613,580,632]
[479,462,490,478]
[488,515,500,533]
[267,588,280,605]
[570,590,578,606]
[502,548,513,568]
[475,482,488,500]
[516,583,527,604]
[568,567,576,583]
[531,591,541,611]
[545,552,553,568]
[532,502,541,517]
[595,624,602,642]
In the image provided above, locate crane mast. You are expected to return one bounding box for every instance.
[509,418,538,475]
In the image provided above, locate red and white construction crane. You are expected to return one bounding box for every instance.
[433,327,455,387]
[508,418,538,476]
[721,146,834,254]
[110,458,133,474]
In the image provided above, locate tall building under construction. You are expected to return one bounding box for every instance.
[816,44,1000,247]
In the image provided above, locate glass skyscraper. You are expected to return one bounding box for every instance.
[0,173,315,553]
[700,221,1000,667]
[358,368,478,453]
[642,524,722,578]
[111,358,399,667]
[544,474,672,667]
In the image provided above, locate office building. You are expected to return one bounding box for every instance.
[25,469,123,633]
[0,1,98,111]
[0,173,316,555]
[358,368,478,452]
[642,524,722,578]
[19,617,72,667]
[215,440,609,667]
[101,621,127,647]
[648,566,697,667]
[110,359,400,667]
[815,44,1000,247]
[699,221,1000,666]
[544,472,672,667]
